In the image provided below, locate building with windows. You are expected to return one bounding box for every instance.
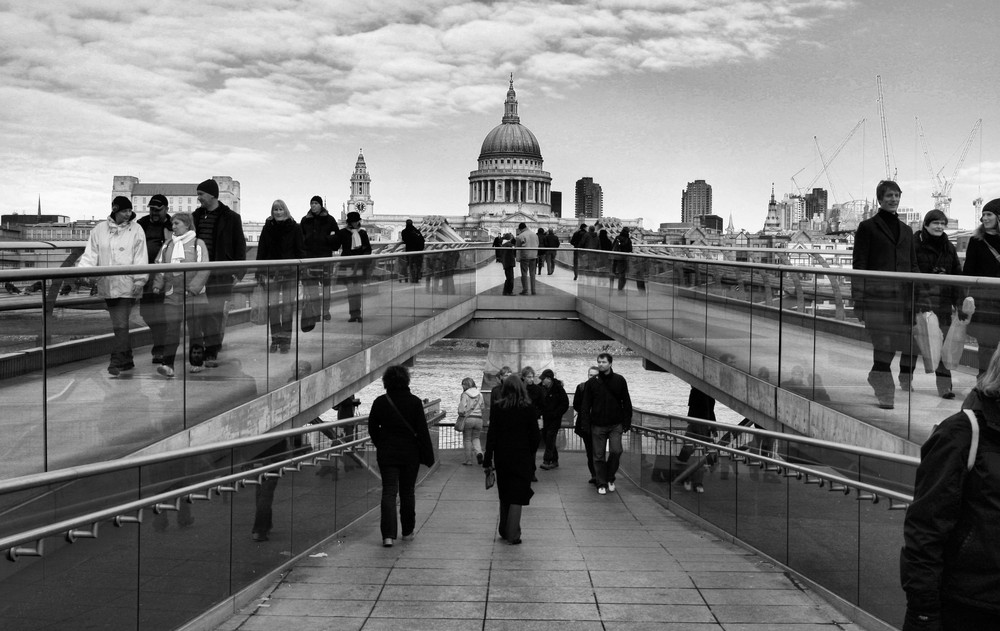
[804,188,828,222]
[681,180,712,223]
[112,176,241,216]
[345,150,375,217]
[575,177,603,219]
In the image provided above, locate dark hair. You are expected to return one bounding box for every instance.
[876,180,902,203]
[496,375,530,409]
[381,364,410,390]
[310,195,323,206]
[923,209,948,227]
[580,223,587,229]
[597,352,613,364]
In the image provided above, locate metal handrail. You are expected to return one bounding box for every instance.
[0,400,442,494]
[1,411,444,561]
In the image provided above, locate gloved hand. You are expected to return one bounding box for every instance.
[902,608,941,631]
[962,296,976,317]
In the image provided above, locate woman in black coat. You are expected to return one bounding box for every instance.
[483,375,540,544]
[333,210,372,322]
[963,199,1000,375]
[255,200,305,353]
[915,209,964,397]
[368,365,433,547]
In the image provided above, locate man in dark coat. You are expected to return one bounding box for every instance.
[497,233,516,295]
[400,219,425,283]
[137,194,172,363]
[192,178,247,366]
[579,353,633,495]
[573,366,599,484]
[333,211,372,322]
[851,180,919,409]
[300,195,340,321]
[570,223,587,280]
[543,229,559,275]
[538,368,569,470]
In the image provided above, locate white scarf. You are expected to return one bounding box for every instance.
[350,228,363,250]
[169,231,197,264]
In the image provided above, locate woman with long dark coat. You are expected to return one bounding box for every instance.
[333,210,372,322]
[483,375,540,544]
[255,200,305,353]
[963,198,1000,375]
[368,365,433,547]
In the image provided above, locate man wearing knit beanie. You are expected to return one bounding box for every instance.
[192,177,246,367]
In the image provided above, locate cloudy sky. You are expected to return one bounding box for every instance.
[1,0,997,230]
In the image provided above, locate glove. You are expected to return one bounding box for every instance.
[962,296,975,317]
[902,608,941,631]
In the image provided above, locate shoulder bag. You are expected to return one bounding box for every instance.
[384,395,435,467]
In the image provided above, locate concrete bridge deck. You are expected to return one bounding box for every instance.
[216,450,864,631]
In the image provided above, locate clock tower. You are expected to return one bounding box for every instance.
[346,149,374,218]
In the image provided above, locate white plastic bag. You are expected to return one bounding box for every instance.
[941,317,969,370]
[913,311,943,373]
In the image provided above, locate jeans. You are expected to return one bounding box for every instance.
[139,292,167,357]
[345,280,363,319]
[591,423,623,487]
[203,287,231,359]
[502,266,515,295]
[545,252,555,275]
[268,278,295,345]
[579,429,596,479]
[379,461,419,539]
[542,419,560,464]
[160,301,207,368]
[463,424,483,463]
[519,259,536,294]
[105,298,135,369]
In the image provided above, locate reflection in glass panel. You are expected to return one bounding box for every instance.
[749,266,780,385]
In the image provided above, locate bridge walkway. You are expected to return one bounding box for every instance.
[217,450,863,631]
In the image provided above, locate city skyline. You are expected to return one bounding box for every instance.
[1,1,997,231]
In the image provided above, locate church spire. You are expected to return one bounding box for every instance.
[502,74,520,124]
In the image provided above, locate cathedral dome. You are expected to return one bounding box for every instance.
[479,123,541,160]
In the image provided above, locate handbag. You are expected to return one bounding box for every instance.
[912,310,943,373]
[249,284,268,326]
[484,467,496,490]
[384,395,435,467]
[454,414,466,433]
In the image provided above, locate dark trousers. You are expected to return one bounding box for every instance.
[573,250,580,279]
[592,423,623,487]
[203,287,231,358]
[268,278,295,345]
[139,292,167,356]
[498,501,522,541]
[545,252,555,274]
[940,599,1000,630]
[105,298,135,369]
[580,429,596,479]
[519,260,536,294]
[542,419,560,464]
[161,301,207,368]
[252,476,279,536]
[346,280,363,318]
[303,269,331,316]
[408,255,423,283]
[379,461,419,539]
[502,266,515,295]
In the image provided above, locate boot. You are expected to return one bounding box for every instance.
[936,374,955,399]
[898,373,913,392]
[867,370,895,409]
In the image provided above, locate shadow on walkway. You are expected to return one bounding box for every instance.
[218,450,867,631]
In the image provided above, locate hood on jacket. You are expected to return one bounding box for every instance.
[464,386,481,399]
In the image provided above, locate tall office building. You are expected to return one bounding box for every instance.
[550,191,562,218]
[575,177,603,219]
[681,180,712,223]
[804,188,828,221]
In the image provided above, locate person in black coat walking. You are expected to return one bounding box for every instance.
[333,211,372,322]
[851,180,919,409]
[579,353,633,495]
[497,233,516,295]
[256,200,305,353]
[570,223,587,280]
[300,196,340,322]
[538,368,569,470]
[915,209,965,398]
[483,375,541,545]
[573,366,600,484]
[963,198,1000,375]
[400,219,425,283]
[368,365,433,547]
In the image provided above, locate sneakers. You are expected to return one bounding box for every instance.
[607,482,616,493]
[402,533,414,541]
[156,365,175,378]
[108,366,120,377]
[695,484,705,493]
[683,481,693,492]
[540,462,554,470]
[382,538,393,547]
[204,357,219,368]
[189,365,204,373]
[597,486,607,495]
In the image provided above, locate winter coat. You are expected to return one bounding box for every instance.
[572,380,590,435]
[686,387,717,437]
[515,229,538,261]
[579,369,633,429]
[851,209,919,336]
[333,226,373,281]
[570,228,587,248]
[540,379,569,424]
[256,217,305,281]
[300,209,340,258]
[900,388,1000,616]
[77,216,148,299]
[152,236,210,306]
[497,239,516,269]
[458,386,485,429]
[914,228,963,326]
[192,202,247,288]
[137,214,172,291]
[963,233,1000,347]
[581,230,600,250]
[369,387,433,467]
[598,230,613,251]
[401,225,425,252]
[483,403,540,505]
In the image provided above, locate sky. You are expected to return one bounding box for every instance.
[1,0,997,231]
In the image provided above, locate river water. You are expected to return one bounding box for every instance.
[349,345,741,425]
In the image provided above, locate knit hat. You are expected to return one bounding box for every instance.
[111,196,132,212]
[983,198,1000,217]
[346,211,362,223]
[540,369,555,380]
[197,178,219,198]
[310,195,323,206]
[922,209,948,226]
[148,194,168,208]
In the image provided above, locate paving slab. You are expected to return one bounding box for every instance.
[215,451,872,631]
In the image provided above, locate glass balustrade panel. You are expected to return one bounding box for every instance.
[858,453,908,630]
[2,274,46,476]
[749,266,780,386]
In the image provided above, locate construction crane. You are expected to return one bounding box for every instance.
[876,75,896,180]
[934,119,982,217]
[810,117,865,203]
